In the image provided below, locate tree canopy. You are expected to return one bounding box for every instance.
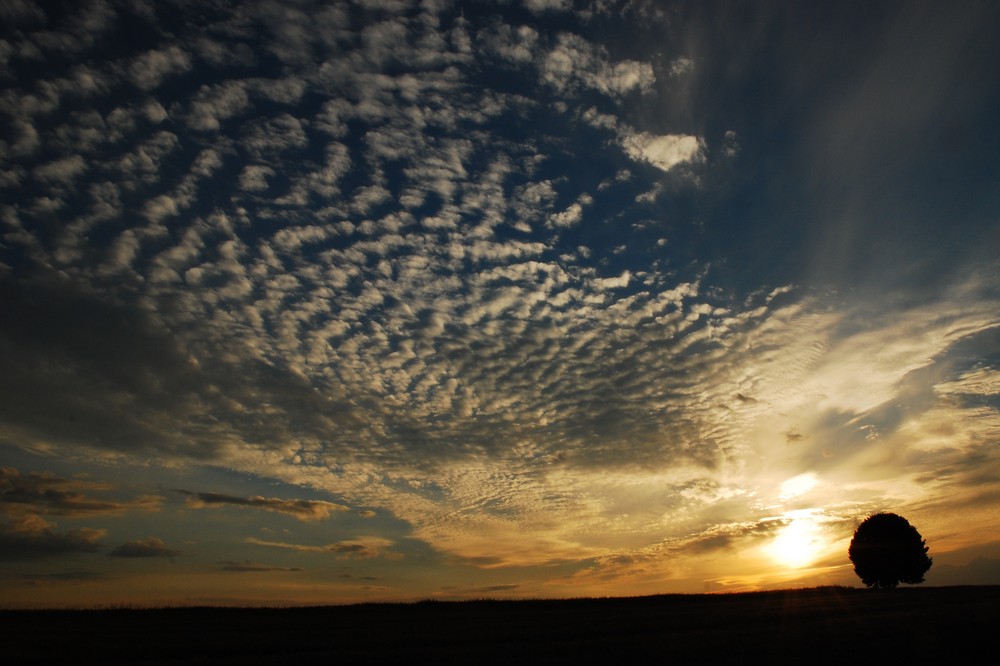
[848,512,932,589]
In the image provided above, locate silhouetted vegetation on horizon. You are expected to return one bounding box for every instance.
[4,586,998,664]
[849,512,933,588]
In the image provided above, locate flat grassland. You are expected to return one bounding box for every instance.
[4,586,998,664]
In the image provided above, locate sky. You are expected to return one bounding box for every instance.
[1,0,1000,608]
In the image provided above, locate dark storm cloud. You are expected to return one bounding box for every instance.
[108,536,180,558]
[177,490,349,521]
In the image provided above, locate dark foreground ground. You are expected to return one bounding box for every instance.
[4,586,999,665]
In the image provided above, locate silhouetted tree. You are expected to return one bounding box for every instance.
[848,512,931,588]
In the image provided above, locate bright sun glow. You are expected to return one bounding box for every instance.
[778,472,817,500]
[767,512,823,569]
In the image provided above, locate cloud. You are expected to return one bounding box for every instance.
[116,130,180,184]
[219,561,303,572]
[546,202,584,228]
[240,113,308,157]
[142,99,169,123]
[7,117,40,156]
[355,0,410,12]
[239,165,275,191]
[592,271,631,290]
[33,155,87,184]
[137,146,222,226]
[722,129,739,157]
[0,273,311,461]
[619,130,705,172]
[580,106,619,131]
[524,0,572,12]
[249,77,307,104]
[186,81,250,131]
[0,0,46,26]
[0,514,105,561]
[2,0,999,600]
[540,32,655,97]
[179,491,349,521]
[669,57,695,76]
[43,105,134,153]
[0,467,162,517]
[194,37,258,69]
[128,45,192,90]
[478,23,539,65]
[0,466,164,563]
[109,536,181,558]
[360,19,410,68]
[141,194,180,224]
[246,536,396,559]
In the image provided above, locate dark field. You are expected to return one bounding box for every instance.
[4,586,998,664]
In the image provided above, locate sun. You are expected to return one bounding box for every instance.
[767,513,822,569]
